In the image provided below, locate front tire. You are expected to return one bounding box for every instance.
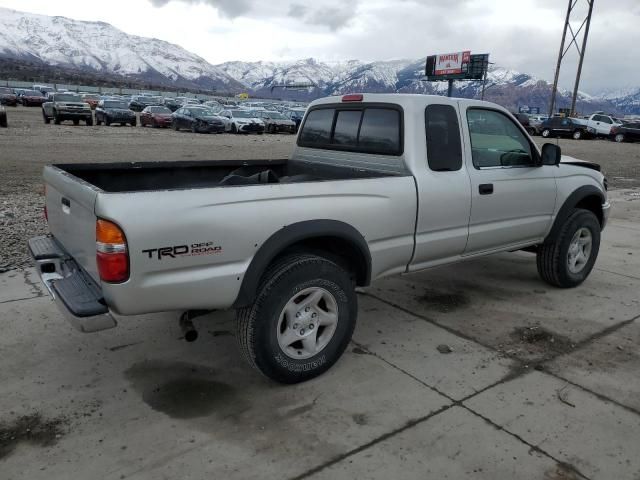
[572,129,583,140]
[53,111,61,125]
[541,129,551,138]
[236,254,357,384]
[131,118,137,127]
[536,209,601,288]
[614,133,625,143]
[86,117,93,126]
[43,111,50,124]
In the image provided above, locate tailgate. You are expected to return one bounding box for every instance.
[44,165,100,282]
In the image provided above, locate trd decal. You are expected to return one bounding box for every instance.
[142,242,222,260]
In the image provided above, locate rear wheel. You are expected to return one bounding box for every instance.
[537,208,601,288]
[572,129,583,140]
[85,117,93,126]
[105,117,111,126]
[541,129,551,138]
[0,112,7,128]
[236,254,357,384]
[231,124,237,134]
[96,116,102,126]
[53,111,61,125]
[191,122,198,133]
[172,120,179,131]
[131,118,137,127]
[43,111,50,124]
[614,133,625,143]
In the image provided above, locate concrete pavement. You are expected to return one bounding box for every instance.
[1,189,639,480]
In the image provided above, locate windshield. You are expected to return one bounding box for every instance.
[265,112,286,119]
[231,110,256,118]
[191,107,217,116]
[0,88,14,94]
[23,90,42,96]
[104,101,129,109]
[56,94,82,102]
[148,106,171,113]
[82,94,99,100]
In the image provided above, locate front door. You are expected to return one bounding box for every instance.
[461,105,558,254]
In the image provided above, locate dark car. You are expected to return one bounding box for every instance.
[511,112,536,136]
[95,99,137,126]
[129,95,163,112]
[285,109,306,132]
[163,97,181,112]
[609,123,640,143]
[0,87,17,106]
[140,105,173,128]
[0,105,7,128]
[18,89,47,106]
[540,117,591,140]
[171,106,225,133]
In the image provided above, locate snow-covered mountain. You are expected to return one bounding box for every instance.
[0,7,243,91]
[0,8,638,114]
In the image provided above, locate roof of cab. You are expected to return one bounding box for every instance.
[308,93,503,111]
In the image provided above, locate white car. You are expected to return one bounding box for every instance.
[221,109,265,134]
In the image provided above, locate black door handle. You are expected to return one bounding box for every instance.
[479,184,494,195]
[61,197,71,207]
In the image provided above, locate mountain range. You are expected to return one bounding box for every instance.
[0,7,638,115]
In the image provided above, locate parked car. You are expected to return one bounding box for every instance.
[0,105,7,127]
[163,97,181,112]
[42,93,93,126]
[540,117,591,140]
[0,87,18,106]
[81,93,101,110]
[285,109,306,132]
[573,114,623,137]
[129,95,162,112]
[609,123,640,143]
[95,99,136,127]
[33,85,55,96]
[30,93,609,384]
[528,115,548,135]
[18,89,47,106]
[220,109,265,134]
[256,110,296,134]
[171,106,226,133]
[140,105,173,128]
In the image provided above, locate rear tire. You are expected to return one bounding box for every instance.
[572,129,583,140]
[105,117,111,126]
[231,124,237,134]
[172,120,178,131]
[73,119,80,126]
[43,111,50,124]
[541,129,551,138]
[53,111,61,125]
[96,116,102,126]
[86,117,93,126]
[236,254,357,384]
[131,118,137,127]
[536,208,600,288]
[614,133,625,143]
[0,113,7,128]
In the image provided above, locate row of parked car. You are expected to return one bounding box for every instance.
[513,112,639,143]
[37,91,307,134]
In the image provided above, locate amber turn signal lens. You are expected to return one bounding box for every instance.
[96,219,126,244]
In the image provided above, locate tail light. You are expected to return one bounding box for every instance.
[96,219,129,283]
[610,127,618,134]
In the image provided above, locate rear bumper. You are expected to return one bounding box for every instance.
[28,235,117,333]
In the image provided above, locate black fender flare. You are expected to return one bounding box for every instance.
[233,220,371,308]
[544,185,604,243]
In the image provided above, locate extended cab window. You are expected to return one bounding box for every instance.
[467,109,534,168]
[298,106,402,155]
[425,104,462,171]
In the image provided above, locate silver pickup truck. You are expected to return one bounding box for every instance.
[30,93,610,383]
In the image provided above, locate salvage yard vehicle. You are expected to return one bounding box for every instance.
[140,105,173,128]
[257,110,297,134]
[81,93,101,110]
[171,106,226,133]
[0,87,17,106]
[221,109,265,134]
[609,122,640,143]
[0,105,7,127]
[18,89,47,106]
[95,99,137,127]
[540,117,591,140]
[574,113,624,137]
[29,93,610,384]
[129,95,162,112]
[42,93,93,126]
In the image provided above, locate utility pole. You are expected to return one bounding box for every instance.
[548,0,595,117]
[447,79,453,97]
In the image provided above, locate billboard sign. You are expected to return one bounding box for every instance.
[434,51,471,76]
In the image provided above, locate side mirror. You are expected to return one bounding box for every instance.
[541,143,561,166]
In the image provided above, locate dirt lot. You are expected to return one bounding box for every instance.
[1,105,640,479]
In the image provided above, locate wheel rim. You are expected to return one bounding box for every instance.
[542,130,549,137]
[573,131,580,139]
[276,287,339,360]
[567,227,592,274]
[615,134,624,143]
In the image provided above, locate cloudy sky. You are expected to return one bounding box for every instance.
[0,0,638,93]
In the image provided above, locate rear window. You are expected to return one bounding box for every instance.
[298,106,402,155]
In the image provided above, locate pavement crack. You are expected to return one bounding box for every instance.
[0,295,44,305]
[594,268,640,281]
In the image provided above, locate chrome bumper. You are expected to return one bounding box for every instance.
[28,236,117,333]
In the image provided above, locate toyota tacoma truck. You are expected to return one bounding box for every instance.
[42,92,93,126]
[29,93,610,384]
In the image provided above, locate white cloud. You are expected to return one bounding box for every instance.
[0,0,636,92]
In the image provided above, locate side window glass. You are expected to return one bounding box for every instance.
[298,108,335,146]
[332,110,362,145]
[466,109,534,168]
[602,117,612,124]
[425,104,462,171]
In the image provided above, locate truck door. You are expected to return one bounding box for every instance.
[409,103,472,271]
[460,105,557,254]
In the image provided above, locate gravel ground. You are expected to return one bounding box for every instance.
[1,105,639,271]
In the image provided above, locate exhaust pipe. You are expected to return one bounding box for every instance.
[179,312,198,342]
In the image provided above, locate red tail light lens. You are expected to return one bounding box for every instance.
[96,219,129,283]
[342,94,363,102]
[610,127,618,134]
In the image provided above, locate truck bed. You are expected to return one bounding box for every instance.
[56,159,396,193]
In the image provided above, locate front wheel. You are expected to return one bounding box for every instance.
[236,254,357,384]
[541,129,551,138]
[572,129,583,140]
[130,118,137,127]
[86,117,93,126]
[614,133,625,143]
[43,111,50,124]
[536,208,601,288]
